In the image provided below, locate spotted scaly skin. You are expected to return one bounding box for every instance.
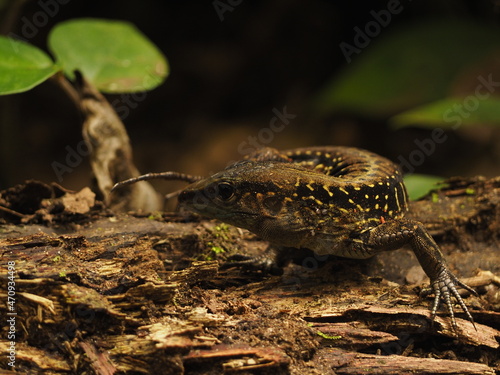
[177,146,476,330]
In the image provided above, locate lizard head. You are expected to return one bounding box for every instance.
[177,160,319,240]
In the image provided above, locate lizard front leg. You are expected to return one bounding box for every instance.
[358,219,476,330]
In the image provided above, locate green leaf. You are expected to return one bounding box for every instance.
[403,174,446,201]
[0,36,59,95]
[391,97,500,128]
[313,18,500,117]
[48,18,169,93]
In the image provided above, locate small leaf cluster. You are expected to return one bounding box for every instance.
[0,18,169,95]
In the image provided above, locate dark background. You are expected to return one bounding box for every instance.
[1,0,498,192]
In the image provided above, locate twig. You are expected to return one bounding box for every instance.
[0,204,26,218]
[111,172,204,192]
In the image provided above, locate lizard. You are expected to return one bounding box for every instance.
[113,146,477,330]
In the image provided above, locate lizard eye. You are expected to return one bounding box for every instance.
[216,182,235,201]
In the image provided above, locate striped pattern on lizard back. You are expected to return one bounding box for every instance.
[283,146,408,221]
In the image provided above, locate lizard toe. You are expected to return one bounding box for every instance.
[429,268,476,331]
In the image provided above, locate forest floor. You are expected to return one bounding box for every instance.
[0,177,499,374]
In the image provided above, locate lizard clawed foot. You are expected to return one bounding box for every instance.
[425,267,477,332]
[220,254,284,275]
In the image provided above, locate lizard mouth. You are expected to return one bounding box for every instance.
[178,189,254,216]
